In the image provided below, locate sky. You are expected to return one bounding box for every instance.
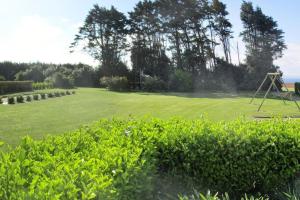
[0,0,299,80]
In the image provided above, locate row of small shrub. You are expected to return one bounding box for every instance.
[2,91,75,104]
[32,82,54,90]
[0,118,299,199]
[0,81,33,95]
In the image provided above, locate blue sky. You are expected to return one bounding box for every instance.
[0,0,299,80]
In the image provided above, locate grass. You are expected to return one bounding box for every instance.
[0,87,300,148]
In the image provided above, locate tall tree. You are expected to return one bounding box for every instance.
[70,5,129,76]
[211,0,232,63]
[240,1,286,74]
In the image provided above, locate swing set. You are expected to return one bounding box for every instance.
[250,73,300,111]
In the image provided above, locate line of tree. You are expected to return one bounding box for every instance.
[70,0,286,91]
[0,62,98,88]
[0,1,286,92]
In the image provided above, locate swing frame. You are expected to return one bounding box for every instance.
[249,73,300,111]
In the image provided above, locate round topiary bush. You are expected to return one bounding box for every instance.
[40,93,46,99]
[72,91,76,94]
[55,92,61,97]
[33,94,39,100]
[60,91,66,96]
[47,93,54,98]
[8,97,15,104]
[26,96,32,102]
[16,96,24,103]
[66,91,71,95]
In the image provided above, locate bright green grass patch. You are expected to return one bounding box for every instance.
[0,88,299,147]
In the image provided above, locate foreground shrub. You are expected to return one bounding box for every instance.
[16,96,24,103]
[0,81,33,95]
[0,118,299,199]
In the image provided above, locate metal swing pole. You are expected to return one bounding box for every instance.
[250,74,268,104]
[257,75,277,111]
[271,74,287,105]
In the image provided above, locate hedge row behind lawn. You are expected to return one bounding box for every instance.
[0,118,299,199]
[1,90,76,105]
[0,81,33,95]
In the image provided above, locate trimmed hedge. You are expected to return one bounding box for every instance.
[0,118,299,199]
[0,81,33,95]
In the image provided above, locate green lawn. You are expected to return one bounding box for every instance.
[0,87,299,148]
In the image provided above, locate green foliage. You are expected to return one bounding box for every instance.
[33,94,39,101]
[26,96,32,102]
[47,73,74,89]
[0,118,299,199]
[0,75,5,81]
[32,82,54,90]
[100,76,129,91]
[0,81,33,95]
[54,92,61,97]
[60,91,66,96]
[169,69,193,92]
[143,76,167,92]
[47,93,54,98]
[7,97,15,104]
[40,93,46,99]
[66,90,71,95]
[178,191,269,200]
[16,96,24,103]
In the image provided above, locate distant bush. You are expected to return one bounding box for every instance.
[143,76,167,92]
[33,94,39,100]
[100,76,129,91]
[47,93,54,98]
[295,82,300,95]
[7,97,15,104]
[0,81,33,95]
[72,91,76,94]
[99,76,111,88]
[60,91,66,96]
[26,96,32,102]
[32,82,54,90]
[0,75,5,81]
[54,92,61,97]
[46,73,74,89]
[40,93,46,99]
[66,91,71,95]
[169,69,193,92]
[16,96,24,103]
